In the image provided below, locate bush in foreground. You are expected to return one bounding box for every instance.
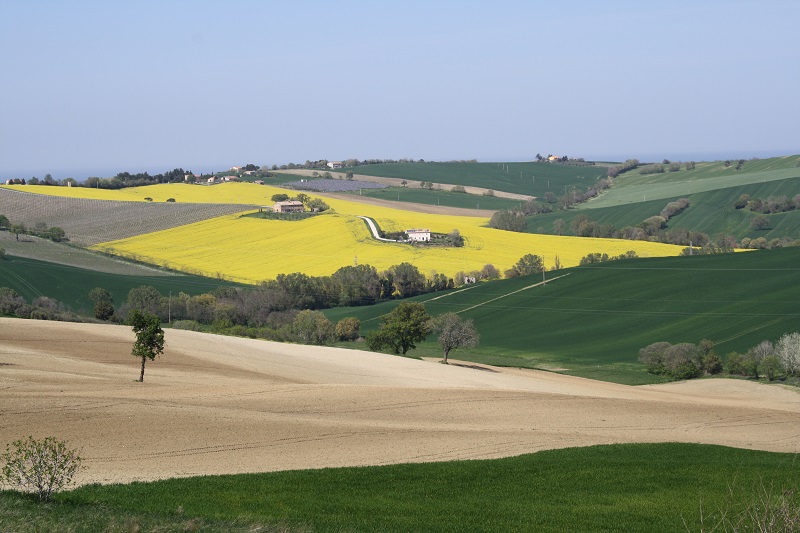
[1,436,82,501]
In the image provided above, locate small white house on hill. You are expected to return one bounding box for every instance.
[405,228,431,242]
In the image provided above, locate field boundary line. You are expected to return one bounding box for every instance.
[456,273,572,314]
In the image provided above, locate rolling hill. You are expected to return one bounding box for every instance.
[324,247,800,384]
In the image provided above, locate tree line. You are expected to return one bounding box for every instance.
[0,214,66,242]
[639,335,800,382]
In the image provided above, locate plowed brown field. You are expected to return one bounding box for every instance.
[1,318,798,486]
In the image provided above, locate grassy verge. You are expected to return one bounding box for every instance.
[4,443,798,532]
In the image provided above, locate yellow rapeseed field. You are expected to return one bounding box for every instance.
[7,183,681,283]
[5,183,686,283]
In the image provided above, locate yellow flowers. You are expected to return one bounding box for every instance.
[7,182,686,283]
[84,185,682,283]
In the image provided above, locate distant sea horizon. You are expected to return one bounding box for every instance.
[2,149,797,182]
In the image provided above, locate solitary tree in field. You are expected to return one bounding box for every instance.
[129,310,165,382]
[366,302,431,355]
[433,312,480,364]
[10,223,25,241]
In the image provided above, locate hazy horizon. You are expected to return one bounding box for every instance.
[2,1,798,181]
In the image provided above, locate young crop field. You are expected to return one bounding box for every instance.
[89,203,684,284]
[585,155,800,209]
[524,176,800,240]
[325,247,799,384]
[340,185,522,210]
[0,254,238,313]
[343,161,609,198]
[10,444,796,533]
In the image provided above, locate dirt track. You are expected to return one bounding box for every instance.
[1,318,798,486]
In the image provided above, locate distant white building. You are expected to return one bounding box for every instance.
[405,228,431,242]
[327,161,343,169]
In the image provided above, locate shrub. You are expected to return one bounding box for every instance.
[761,355,784,381]
[0,247,5,260]
[451,185,466,193]
[166,198,176,202]
[171,320,203,331]
[663,343,703,379]
[1,436,82,501]
[335,317,361,341]
[639,342,671,375]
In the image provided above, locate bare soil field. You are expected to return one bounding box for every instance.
[0,188,255,246]
[1,318,798,486]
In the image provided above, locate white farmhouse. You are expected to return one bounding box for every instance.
[405,228,431,242]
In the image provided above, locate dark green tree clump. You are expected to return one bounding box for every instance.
[366,302,431,355]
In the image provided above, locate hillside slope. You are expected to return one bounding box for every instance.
[2,318,798,486]
[325,248,800,383]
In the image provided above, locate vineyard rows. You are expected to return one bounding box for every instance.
[0,189,255,246]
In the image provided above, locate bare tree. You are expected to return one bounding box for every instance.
[433,312,480,364]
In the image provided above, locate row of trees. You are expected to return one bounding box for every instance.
[365,302,479,363]
[735,193,800,214]
[0,215,66,242]
[640,335,800,381]
[489,179,615,232]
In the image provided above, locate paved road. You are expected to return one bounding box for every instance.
[356,215,402,242]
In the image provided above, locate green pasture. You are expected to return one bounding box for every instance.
[344,161,608,198]
[6,443,797,532]
[325,248,800,384]
[341,185,521,210]
[0,255,239,313]
[526,176,800,240]
[587,155,800,209]
[619,155,800,186]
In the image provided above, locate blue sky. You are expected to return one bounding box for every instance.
[1,0,798,179]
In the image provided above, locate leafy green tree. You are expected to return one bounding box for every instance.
[366,302,431,355]
[89,287,114,320]
[513,254,545,276]
[10,223,25,241]
[330,264,381,306]
[346,171,354,180]
[387,262,426,298]
[126,285,162,317]
[271,193,289,202]
[489,210,526,232]
[296,193,310,206]
[0,214,9,229]
[307,198,329,212]
[1,436,82,501]
[290,310,334,345]
[433,312,479,364]
[761,355,784,381]
[129,310,165,382]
